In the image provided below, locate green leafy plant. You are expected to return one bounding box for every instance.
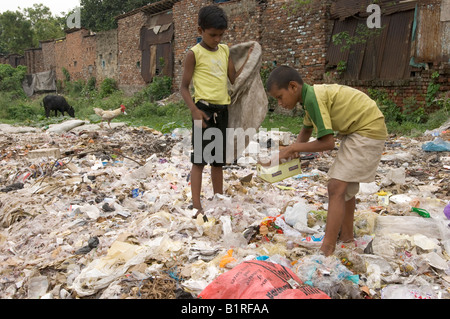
[368,88,404,123]
[99,78,118,98]
[402,96,428,124]
[426,71,441,108]
[147,76,172,102]
[336,61,347,75]
[332,24,383,53]
[0,64,27,98]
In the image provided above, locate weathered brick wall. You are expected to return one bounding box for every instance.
[260,0,333,83]
[54,39,67,82]
[24,48,44,74]
[41,40,56,71]
[54,29,96,83]
[117,12,148,95]
[172,0,332,90]
[96,29,118,85]
[346,64,450,111]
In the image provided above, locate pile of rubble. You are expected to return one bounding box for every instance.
[0,119,449,299]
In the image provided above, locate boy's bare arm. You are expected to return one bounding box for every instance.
[297,126,313,143]
[228,44,254,85]
[180,51,209,128]
[279,133,334,162]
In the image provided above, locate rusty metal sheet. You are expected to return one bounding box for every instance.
[378,10,414,79]
[415,1,444,63]
[327,8,415,80]
[326,18,357,67]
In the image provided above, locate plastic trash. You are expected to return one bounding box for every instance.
[293,255,359,298]
[444,202,450,220]
[219,249,238,268]
[283,200,317,233]
[381,284,436,299]
[0,182,24,192]
[411,207,431,218]
[28,276,49,299]
[75,236,99,255]
[421,137,450,152]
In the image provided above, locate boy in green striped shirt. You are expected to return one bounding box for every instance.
[266,65,387,256]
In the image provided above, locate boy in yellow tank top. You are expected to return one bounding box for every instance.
[180,5,251,216]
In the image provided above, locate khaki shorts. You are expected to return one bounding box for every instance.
[328,133,385,200]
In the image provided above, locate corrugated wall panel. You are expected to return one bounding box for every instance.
[415,2,443,62]
[327,8,415,80]
[379,10,414,79]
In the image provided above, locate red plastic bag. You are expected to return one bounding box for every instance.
[198,260,330,299]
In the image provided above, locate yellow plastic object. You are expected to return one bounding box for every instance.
[256,158,301,183]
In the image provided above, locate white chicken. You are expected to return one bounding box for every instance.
[94,104,127,128]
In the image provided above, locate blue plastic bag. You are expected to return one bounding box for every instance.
[421,138,450,152]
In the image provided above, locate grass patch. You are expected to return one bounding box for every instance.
[0,70,449,137]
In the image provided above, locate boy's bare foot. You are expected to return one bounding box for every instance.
[319,243,335,257]
[192,209,204,219]
[188,204,203,219]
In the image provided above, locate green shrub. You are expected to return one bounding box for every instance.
[0,64,27,98]
[131,101,158,118]
[86,77,97,92]
[99,78,118,98]
[368,88,404,123]
[148,76,172,101]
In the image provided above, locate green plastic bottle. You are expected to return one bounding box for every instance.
[411,207,431,218]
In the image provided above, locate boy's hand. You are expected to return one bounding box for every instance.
[192,108,210,128]
[277,145,299,163]
[258,145,299,167]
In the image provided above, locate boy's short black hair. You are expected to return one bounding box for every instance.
[198,5,228,30]
[266,65,304,91]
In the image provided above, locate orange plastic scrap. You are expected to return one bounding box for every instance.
[219,249,237,268]
[260,215,284,234]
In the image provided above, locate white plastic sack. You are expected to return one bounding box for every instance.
[47,120,86,133]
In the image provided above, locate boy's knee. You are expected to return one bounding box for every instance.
[327,179,347,198]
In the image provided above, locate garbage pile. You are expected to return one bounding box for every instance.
[0,119,449,299]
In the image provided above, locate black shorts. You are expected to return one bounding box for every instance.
[191,101,228,167]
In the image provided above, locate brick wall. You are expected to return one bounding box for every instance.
[54,38,67,82]
[5,0,449,110]
[54,29,96,84]
[117,12,148,95]
[260,0,333,83]
[96,29,119,85]
[24,48,44,74]
[41,40,56,72]
[345,64,450,111]
[172,0,333,90]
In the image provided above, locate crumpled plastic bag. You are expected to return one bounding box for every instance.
[421,137,450,152]
[71,235,183,297]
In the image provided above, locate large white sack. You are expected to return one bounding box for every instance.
[226,41,268,163]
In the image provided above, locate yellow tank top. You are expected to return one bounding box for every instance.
[191,43,230,105]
